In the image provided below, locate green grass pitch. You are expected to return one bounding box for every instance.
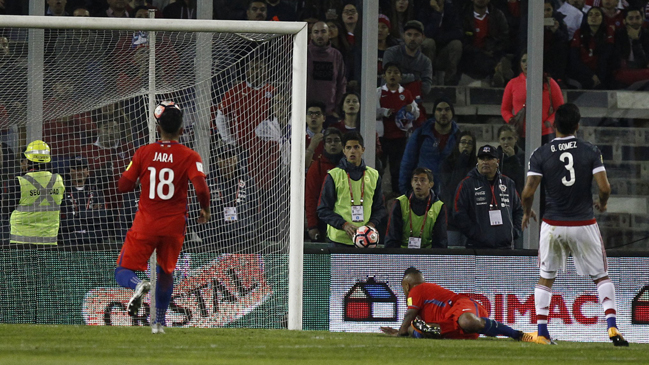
[0,324,647,365]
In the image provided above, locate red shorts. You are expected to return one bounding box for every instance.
[440,297,489,340]
[116,230,184,274]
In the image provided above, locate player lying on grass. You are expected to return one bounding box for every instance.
[380,267,544,344]
[114,101,210,334]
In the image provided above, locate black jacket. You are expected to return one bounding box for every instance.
[317,158,387,230]
[497,145,525,195]
[203,171,259,251]
[385,190,448,248]
[59,184,109,245]
[440,151,474,230]
[453,168,522,249]
[415,0,463,46]
[614,26,649,70]
[569,27,615,88]
[461,3,510,57]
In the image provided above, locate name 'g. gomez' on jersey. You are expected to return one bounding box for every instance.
[527,136,605,222]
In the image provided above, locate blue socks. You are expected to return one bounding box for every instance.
[538,323,550,338]
[155,266,174,327]
[607,317,617,329]
[480,318,520,339]
[115,267,140,290]
[115,266,174,326]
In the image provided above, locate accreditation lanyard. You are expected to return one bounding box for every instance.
[69,191,94,212]
[488,179,501,209]
[488,179,503,226]
[408,193,432,238]
[220,179,243,222]
[347,172,365,205]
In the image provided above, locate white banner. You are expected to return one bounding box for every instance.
[330,254,649,343]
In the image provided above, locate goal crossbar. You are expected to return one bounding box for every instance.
[0,15,305,34]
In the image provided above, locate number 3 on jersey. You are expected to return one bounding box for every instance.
[560,152,575,187]
[148,167,175,200]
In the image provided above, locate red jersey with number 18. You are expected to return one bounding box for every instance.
[122,141,205,237]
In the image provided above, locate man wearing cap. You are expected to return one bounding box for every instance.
[8,140,65,245]
[382,19,434,97]
[452,144,522,249]
[59,156,108,246]
[307,21,347,119]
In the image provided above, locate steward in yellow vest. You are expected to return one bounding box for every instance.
[385,167,447,248]
[9,140,64,245]
[317,132,387,247]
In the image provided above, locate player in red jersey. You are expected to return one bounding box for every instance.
[380,267,539,343]
[114,101,210,334]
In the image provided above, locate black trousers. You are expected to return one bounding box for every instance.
[379,137,408,195]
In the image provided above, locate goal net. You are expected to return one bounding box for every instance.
[0,16,306,330]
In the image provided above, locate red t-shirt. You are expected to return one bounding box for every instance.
[473,15,489,49]
[219,82,277,191]
[43,112,95,157]
[306,132,325,158]
[379,85,414,140]
[433,128,451,152]
[219,82,275,145]
[407,282,464,323]
[83,141,134,210]
[604,11,624,33]
[571,28,615,72]
[121,141,205,237]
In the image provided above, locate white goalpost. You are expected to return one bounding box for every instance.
[0,15,306,330]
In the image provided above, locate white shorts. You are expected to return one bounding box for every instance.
[538,221,608,279]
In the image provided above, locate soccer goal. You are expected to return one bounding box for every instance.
[0,15,306,330]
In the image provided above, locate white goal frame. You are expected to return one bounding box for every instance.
[0,15,307,330]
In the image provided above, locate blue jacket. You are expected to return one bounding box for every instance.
[398,119,460,195]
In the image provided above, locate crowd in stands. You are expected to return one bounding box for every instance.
[3,0,649,88]
[1,0,647,249]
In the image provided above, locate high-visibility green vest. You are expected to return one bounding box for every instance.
[396,195,444,248]
[327,166,379,245]
[10,171,65,245]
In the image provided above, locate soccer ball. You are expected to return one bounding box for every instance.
[154,101,181,120]
[353,226,379,248]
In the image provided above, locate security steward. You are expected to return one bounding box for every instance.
[385,167,447,248]
[317,131,387,247]
[9,140,65,245]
